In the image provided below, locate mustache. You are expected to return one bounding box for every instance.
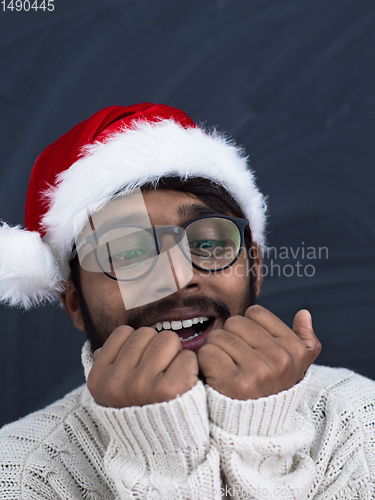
[127,295,231,330]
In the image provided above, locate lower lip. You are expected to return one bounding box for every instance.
[180,320,216,352]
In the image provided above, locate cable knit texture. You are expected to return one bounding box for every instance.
[1,341,374,499]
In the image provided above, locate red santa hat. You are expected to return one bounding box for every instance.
[0,103,267,309]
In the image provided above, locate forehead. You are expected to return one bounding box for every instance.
[74,188,212,240]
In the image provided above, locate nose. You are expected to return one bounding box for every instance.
[156,233,193,291]
[117,232,198,310]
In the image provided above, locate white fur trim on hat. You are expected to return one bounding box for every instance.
[42,119,267,279]
[0,222,64,309]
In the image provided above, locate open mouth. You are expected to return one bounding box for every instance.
[150,316,212,343]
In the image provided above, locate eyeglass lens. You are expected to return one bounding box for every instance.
[94,217,242,280]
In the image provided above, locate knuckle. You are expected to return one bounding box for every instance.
[129,373,142,394]
[158,380,181,401]
[256,362,273,382]
[224,316,241,329]
[206,328,227,342]
[314,339,322,354]
[103,376,121,401]
[197,343,225,369]
[129,375,148,404]
[232,374,253,399]
[246,304,264,317]
[110,325,134,341]
[103,370,133,406]
[114,324,134,335]
[221,332,240,348]
[290,339,304,358]
[197,343,214,363]
[158,329,180,343]
[178,349,197,364]
[154,329,181,351]
[136,326,157,337]
[276,349,293,373]
[86,371,98,396]
[297,341,309,360]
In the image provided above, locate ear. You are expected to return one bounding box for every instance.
[59,279,85,332]
[250,243,263,298]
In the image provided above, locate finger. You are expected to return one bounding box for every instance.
[292,309,322,361]
[137,329,183,375]
[207,325,284,372]
[92,348,102,362]
[244,305,310,373]
[163,349,199,392]
[222,315,284,351]
[93,325,134,366]
[198,339,238,380]
[205,328,267,366]
[113,326,160,368]
[244,305,294,339]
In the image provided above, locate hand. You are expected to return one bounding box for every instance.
[197,305,321,400]
[87,326,199,408]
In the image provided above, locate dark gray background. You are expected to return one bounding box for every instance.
[1,0,374,428]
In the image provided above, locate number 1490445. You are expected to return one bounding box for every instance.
[1,0,54,11]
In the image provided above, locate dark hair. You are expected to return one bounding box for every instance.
[141,177,244,216]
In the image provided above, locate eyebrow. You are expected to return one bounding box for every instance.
[177,203,219,220]
[92,211,151,232]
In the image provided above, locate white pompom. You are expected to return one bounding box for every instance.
[0,222,64,309]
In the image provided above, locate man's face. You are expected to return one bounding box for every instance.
[64,189,261,352]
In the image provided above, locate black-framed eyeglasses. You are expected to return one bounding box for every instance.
[71,215,250,282]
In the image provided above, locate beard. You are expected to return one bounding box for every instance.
[77,267,258,353]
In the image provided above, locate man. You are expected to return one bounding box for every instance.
[0,103,374,499]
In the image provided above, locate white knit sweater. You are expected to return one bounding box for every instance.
[1,341,375,499]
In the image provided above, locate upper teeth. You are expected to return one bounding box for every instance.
[151,316,209,332]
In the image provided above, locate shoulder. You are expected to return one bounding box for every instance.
[0,385,89,495]
[0,385,116,498]
[307,364,375,406]
[298,365,375,493]
[0,384,86,442]
[301,364,375,446]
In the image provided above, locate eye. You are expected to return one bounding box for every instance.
[189,239,226,256]
[110,248,151,266]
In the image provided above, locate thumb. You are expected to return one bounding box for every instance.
[292,309,322,360]
[93,347,102,362]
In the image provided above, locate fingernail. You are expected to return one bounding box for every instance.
[303,309,312,326]
[307,310,312,322]
[93,348,101,360]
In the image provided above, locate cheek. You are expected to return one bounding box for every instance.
[210,254,250,311]
[80,270,128,321]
